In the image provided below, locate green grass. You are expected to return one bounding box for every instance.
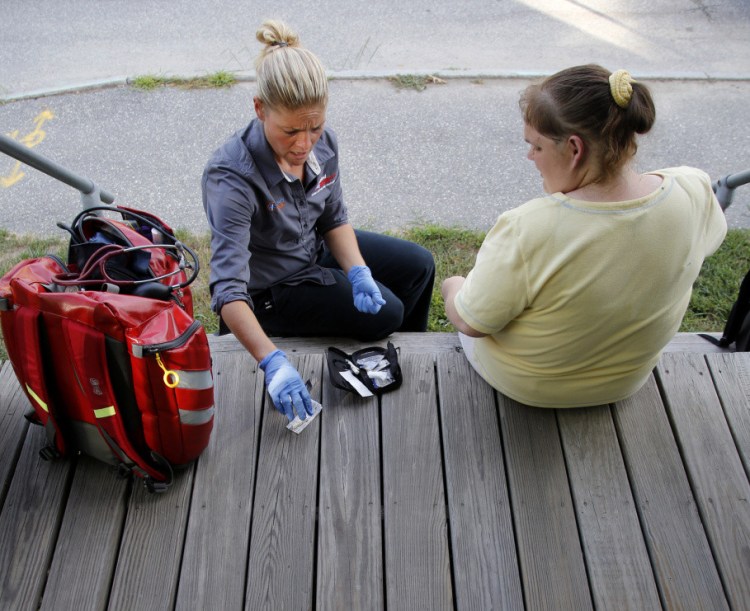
[681,228,750,330]
[174,229,215,334]
[129,75,169,90]
[130,71,237,91]
[394,225,485,331]
[0,226,747,360]
[388,74,446,92]
[0,229,68,275]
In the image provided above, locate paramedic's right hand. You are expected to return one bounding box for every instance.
[259,350,313,422]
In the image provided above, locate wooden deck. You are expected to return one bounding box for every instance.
[1,332,749,610]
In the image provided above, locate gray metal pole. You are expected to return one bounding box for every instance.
[713,169,750,211]
[0,133,115,207]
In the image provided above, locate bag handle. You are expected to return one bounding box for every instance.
[69,205,176,244]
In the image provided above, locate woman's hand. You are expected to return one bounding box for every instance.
[259,350,314,421]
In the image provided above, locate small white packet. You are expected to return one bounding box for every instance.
[339,370,374,397]
[286,400,323,434]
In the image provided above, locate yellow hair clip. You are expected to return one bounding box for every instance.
[609,69,636,108]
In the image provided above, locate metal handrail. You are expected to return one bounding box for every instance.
[0,133,114,208]
[713,169,750,211]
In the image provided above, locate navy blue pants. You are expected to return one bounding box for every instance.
[252,230,435,341]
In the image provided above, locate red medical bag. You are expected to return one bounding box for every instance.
[0,207,214,492]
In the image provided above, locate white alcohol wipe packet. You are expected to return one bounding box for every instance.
[286,400,323,434]
[339,370,374,397]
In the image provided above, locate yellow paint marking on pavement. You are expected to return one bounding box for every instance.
[1,110,55,188]
[0,161,25,187]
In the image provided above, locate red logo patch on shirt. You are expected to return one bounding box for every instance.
[267,200,286,212]
[311,172,337,196]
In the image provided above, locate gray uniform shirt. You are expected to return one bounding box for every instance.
[202,119,349,313]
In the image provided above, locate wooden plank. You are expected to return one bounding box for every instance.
[435,353,523,610]
[175,350,264,611]
[657,352,750,609]
[0,423,73,611]
[612,376,728,610]
[245,354,324,610]
[0,361,31,508]
[210,331,714,356]
[209,331,462,355]
[107,466,195,610]
[381,353,453,611]
[498,397,592,611]
[662,332,728,353]
[558,405,661,610]
[39,457,129,611]
[706,351,750,475]
[316,362,383,610]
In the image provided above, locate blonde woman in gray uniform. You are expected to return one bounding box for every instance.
[203,20,435,423]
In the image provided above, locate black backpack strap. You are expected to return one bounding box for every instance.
[698,332,725,347]
[706,268,750,349]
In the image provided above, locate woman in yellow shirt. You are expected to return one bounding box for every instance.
[442,64,727,408]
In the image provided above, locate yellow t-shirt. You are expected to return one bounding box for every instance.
[454,167,727,407]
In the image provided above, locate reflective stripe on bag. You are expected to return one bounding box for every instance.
[26,383,49,412]
[179,406,215,426]
[173,369,213,390]
[94,406,116,419]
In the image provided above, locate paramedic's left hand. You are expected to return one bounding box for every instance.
[259,350,313,422]
[348,265,386,315]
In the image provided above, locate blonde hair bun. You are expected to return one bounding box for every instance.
[256,19,300,49]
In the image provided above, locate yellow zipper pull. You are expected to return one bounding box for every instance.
[155,353,180,388]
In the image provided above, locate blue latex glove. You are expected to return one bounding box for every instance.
[259,350,313,422]
[348,265,386,314]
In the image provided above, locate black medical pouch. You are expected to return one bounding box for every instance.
[326,342,402,396]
